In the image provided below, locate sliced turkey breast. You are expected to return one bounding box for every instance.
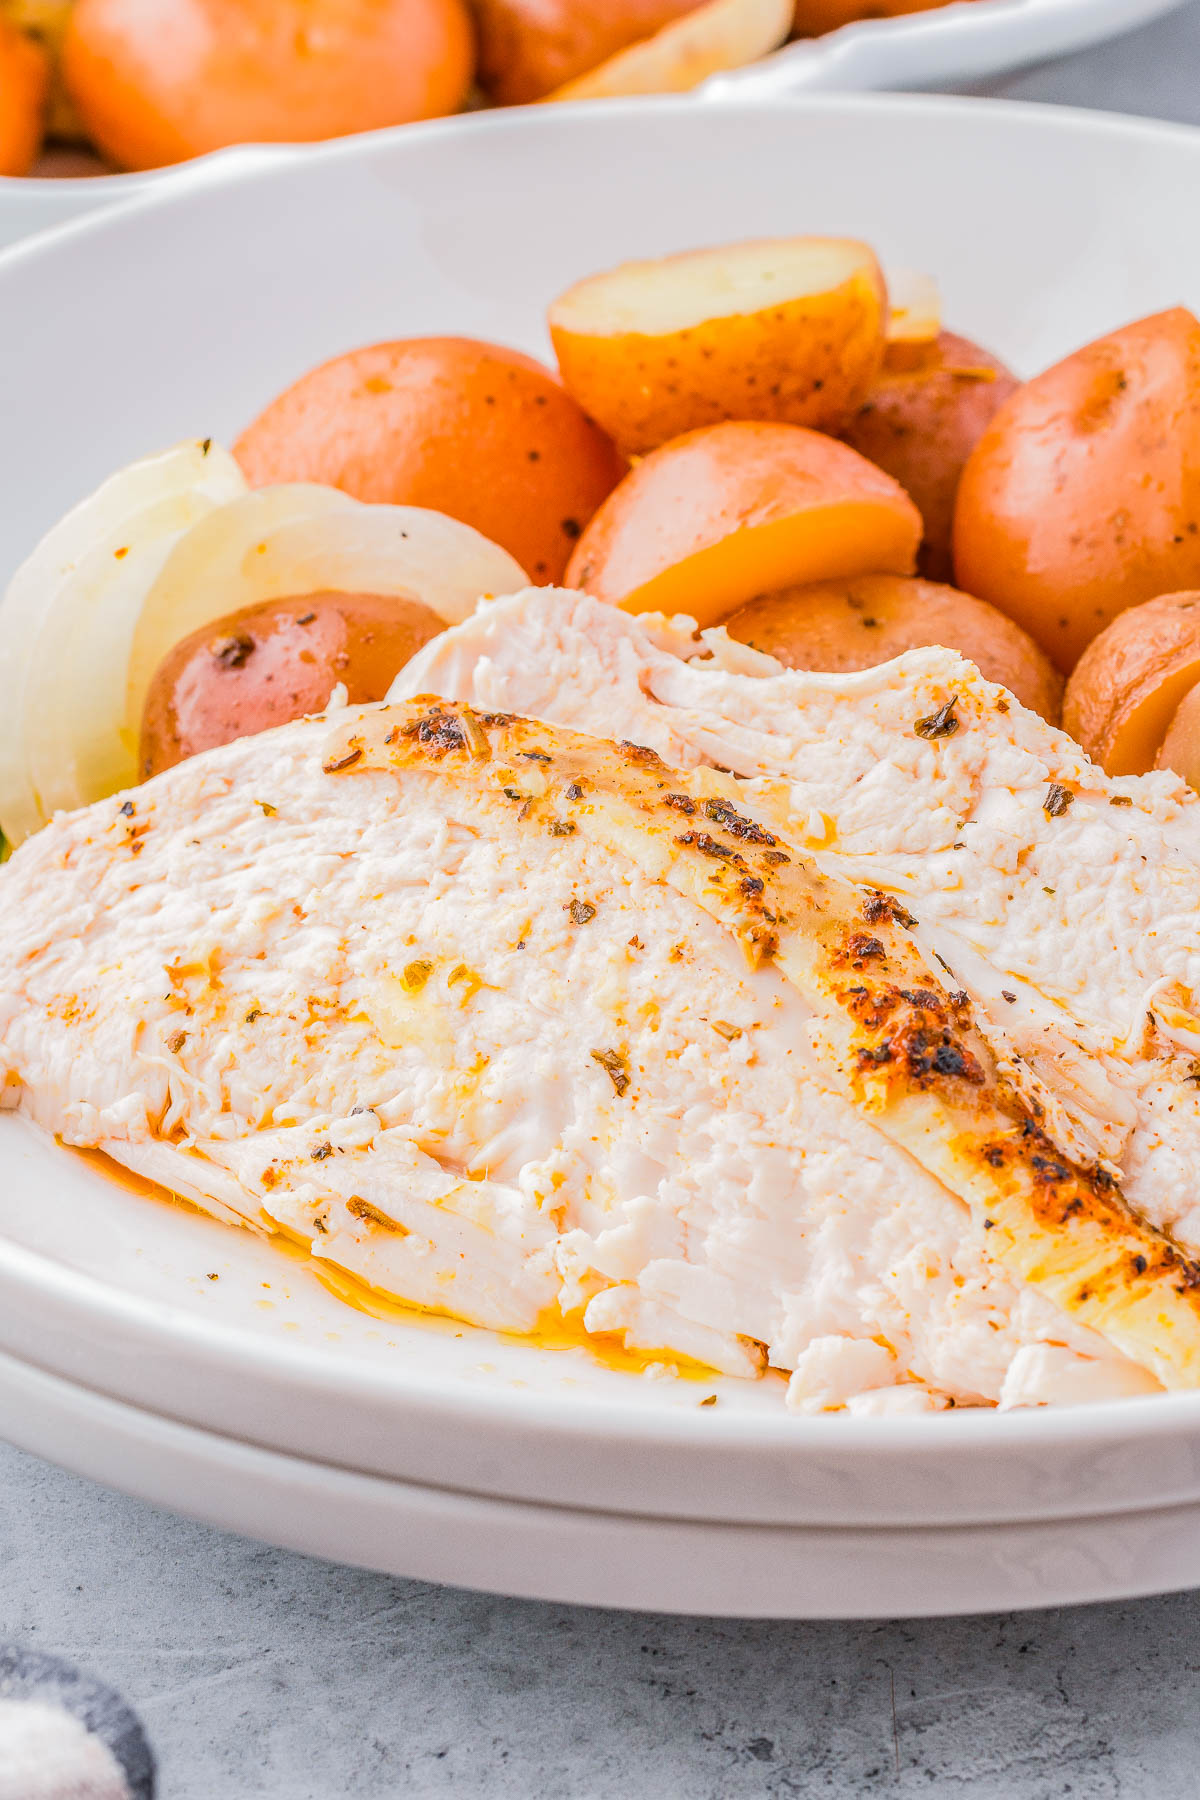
[0,694,1168,1409]
[393,589,1200,1258]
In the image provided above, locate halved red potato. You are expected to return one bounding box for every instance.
[472,0,703,104]
[724,573,1063,722]
[1062,591,1200,775]
[954,307,1200,673]
[565,420,922,626]
[842,330,1018,584]
[545,0,793,101]
[549,235,887,456]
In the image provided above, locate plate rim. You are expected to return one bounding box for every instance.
[2,76,1200,222]
[5,1141,1200,1463]
[6,1344,1200,1616]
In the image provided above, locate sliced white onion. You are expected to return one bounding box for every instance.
[124,491,529,747]
[1,446,528,846]
[0,440,246,845]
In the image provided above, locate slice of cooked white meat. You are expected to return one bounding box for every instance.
[395,588,1200,1253]
[0,693,1180,1409]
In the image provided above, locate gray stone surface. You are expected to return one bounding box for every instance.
[978,0,1200,118]
[6,9,1200,1795]
[5,1438,1200,1799]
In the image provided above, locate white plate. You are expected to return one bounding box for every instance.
[715,0,1189,99]
[0,143,294,252]
[8,1112,1200,1538]
[6,1348,1200,1617]
[0,0,1185,252]
[4,93,1200,1613]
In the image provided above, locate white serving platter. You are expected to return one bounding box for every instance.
[3,92,1200,1614]
[713,0,1189,98]
[7,1348,1200,1617]
[7,1112,1200,1543]
[0,0,1185,252]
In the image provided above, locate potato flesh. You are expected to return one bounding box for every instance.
[567,421,921,626]
[472,0,703,106]
[544,0,793,100]
[617,502,919,626]
[1104,655,1200,776]
[1157,680,1200,789]
[1062,591,1200,774]
[552,237,880,337]
[885,269,941,350]
[550,236,886,455]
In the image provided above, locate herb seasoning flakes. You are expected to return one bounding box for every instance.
[914,699,959,740]
[591,1047,631,1096]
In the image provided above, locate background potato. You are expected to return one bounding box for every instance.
[566,420,921,626]
[140,590,444,778]
[545,0,793,100]
[472,0,703,104]
[0,12,48,175]
[1062,590,1200,774]
[842,330,1017,583]
[1,0,84,142]
[724,574,1063,721]
[63,0,474,171]
[953,307,1200,673]
[234,337,626,583]
[549,236,886,456]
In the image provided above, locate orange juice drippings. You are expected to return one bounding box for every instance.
[71,1144,212,1215]
[75,1147,721,1381]
[308,1244,718,1380]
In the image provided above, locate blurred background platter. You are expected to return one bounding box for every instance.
[0,0,1189,251]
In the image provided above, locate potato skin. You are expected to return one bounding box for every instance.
[473,0,702,103]
[139,590,444,778]
[953,307,1200,674]
[0,13,48,175]
[3,0,86,142]
[234,337,626,584]
[725,574,1063,722]
[63,0,473,171]
[550,242,886,457]
[566,420,921,625]
[1062,590,1200,775]
[841,330,1017,584]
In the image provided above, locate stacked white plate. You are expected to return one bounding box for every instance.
[3,93,1200,1616]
